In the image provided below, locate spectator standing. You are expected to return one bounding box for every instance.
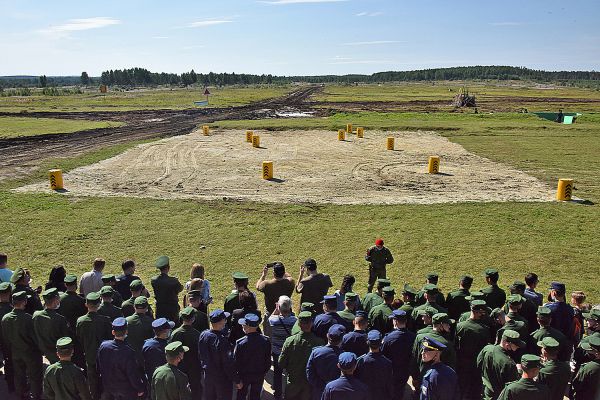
[183,263,211,312]
[79,258,105,297]
[524,273,543,307]
[114,259,141,301]
[151,256,183,322]
[544,281,575,339]
[355,330,393,399]
[268,296,297,400]
[0,253,13,283]
[256,262,295,336]
[365,238,394,293]
[481,269,506,310]
[334,274,359,311]
[45,265,67,292]
[295,259,332,314]
[224,272,253,314]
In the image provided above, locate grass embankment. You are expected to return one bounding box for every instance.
[0,117,124,139]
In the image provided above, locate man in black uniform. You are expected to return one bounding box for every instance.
[151,256,183,322]
[114,259,141,301]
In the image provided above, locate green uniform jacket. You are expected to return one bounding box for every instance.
[497,378,550,400]
[76,312,112,365]
[191,308,210,333]
[279,331,326,399]
[1,308,42,359]
[111,291,123,308]
[43,360,92,400]
[170,325,202,377]
[537,359,571,400]
[530,326,570,362]
[151,363,192,400]
[0,302,12,351]
[571,359,600,400]
[415,290,446,308]
[32,309,70,364]
[361,292,383,314]
[126,312,155,365]
[224,290,240,314]
[97,302,123,322]
[121,296,153,318]
[573,331,600,371]
[151,273,183,321]
[399,302,416,331]
[481,285,506,310]
[445,288,470,320]
[338,308,355,325]
[368,303,393,334]
[477,344,519,400]
[411,302,448,331]
[58,291,87,331]
[455,318,491,398]
[411,331,455,383]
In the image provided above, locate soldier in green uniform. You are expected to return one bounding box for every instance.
[279,311,326,400]
[458,291,486,323]
[97,285,123,321]
[507,281,538,333]
[1,291,44,400]
[477,329,522,400]
[32,288,70,364]
[151,341,192,400]
[187,290,210,333]
[337,292,358,324]
[126,296,155,366]
[445,275,473,320]
[171,307,202,400]
[291,302,314,335]
[416,307,437,336]
[43,337,92,400]
[415,273,446,307]
[570,335,600,400]
[480,269,506,310]
[537,337,571,400]
[0,281,15,393]
[411,284,448,331]
[399,284,418,331]
[530,306,570,362]
[223,272,251,314]
[573,308,600,372]
[503,295,529,341]
[497,354,550,400]
[368,286,395,334]
[121,279,153,318]
[101,274,123,307]
[76,292,112,400]
[455,299,491,400]
[364,238,394,292]
[11,267,43,315]
[58,274,87,331]
[361,278,390,314]
[151,256,183,322]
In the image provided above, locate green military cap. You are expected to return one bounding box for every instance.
[376,278,391,288]
[423,284,439,294]
[130,279,144,290]
[155,255,170,269]
[583,308,600,322]
[520,354,543,369]
[41,287,59,300]
[419,307,438,317]
[537,306,552,316]
[180,306,197,319]
[470,299,487,310]
[426,273,439,281]
[134,296,149,307]
[382,287,395,296]
[0,282,12,293]
[484,268,499,277]
[56,337,74,350]
[298,311,313,320]
[507,294,524,304]
[581,336,600,352]
[99,286,114,296]
[10,268,26,284]
[300,302,314,312]
[490,307,505,318]
[232,272,249,280]
[101,274,116,283]
[402,284,418,296]
[537,336,560,349]
[432,313,454,325]
[12,291,28,302]
[344,292,358,301]
[64,274,77,284]
[165,341,189,356]
[509,281,526,292]
[86,292,101,304]
[502,329,525,348]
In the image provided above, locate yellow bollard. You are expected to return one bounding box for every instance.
[338,129,345,141]
[357,127,364,138]
[202,125,210,135]
[428,156,440,174]
[386,137,394,150]
[346,123,353,134]
[49,169,64,190]
[246,131,254,143]
[252,135,260,148]
[556,179,574,201]
[262,161,273,180]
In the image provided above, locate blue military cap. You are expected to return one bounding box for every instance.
[239,313,260,327]
[389,309,407,319]
[367,330,382,343]
[549,281,566,292]
[152,318,175,330]
[327,324,346,340]
[338,352,357,369]
[112,317,128,331]
[421,336,447,351]
[209,309,230,323]
[355,310,367,318]
[321,295,337,305]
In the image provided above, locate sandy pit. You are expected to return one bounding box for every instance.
[14,129,555,204]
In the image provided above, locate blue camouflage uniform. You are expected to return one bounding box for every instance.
[233,313,271,400]
[322,352,371,400]
[355,330,393,399]
[306,325,345,400]
[381,310,417,399]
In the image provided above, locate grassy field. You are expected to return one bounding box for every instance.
[1,82,598,305]
[0,85,291,113]
[0,116,123,139]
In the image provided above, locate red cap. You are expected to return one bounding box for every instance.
[375,239,384,246]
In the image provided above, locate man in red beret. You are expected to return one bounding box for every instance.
[365,239,394,293]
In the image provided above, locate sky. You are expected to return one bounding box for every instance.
[1,0,599,76]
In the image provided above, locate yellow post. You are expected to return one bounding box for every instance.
[428,156,440,174]
[357,127,364,138]
[338,129,345,141]
[202,125,210,135]
[346,123,353,134]
[386,137,394,150]
[49,169,64,190]
[246,131,254,143]
[556,179,574,201]
[262,161,273,180]
[252,135,260,148]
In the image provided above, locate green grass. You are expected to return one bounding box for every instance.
[0,85,291,113]
[0,117,124,139]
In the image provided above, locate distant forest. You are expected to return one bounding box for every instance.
[1,66,599,88]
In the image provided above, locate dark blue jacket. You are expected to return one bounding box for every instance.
[544,301,574,339]
[313,312,348,340]
[355,352,393,399]
[96,339,145,396]
[306,345,343,400]
[381,328,417,386]
[420,362,460,400]
[341,330,369,357]
[142,337,167,380]
[197,329,235,382]
[322,375,371,400]
[233,331,271,383]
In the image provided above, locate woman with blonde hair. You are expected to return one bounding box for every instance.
[182,263,211,312]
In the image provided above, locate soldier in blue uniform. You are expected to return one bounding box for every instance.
[355,330,393,399]
[419,337,460,400]
[543,282,574,339]
[198,309,235,400]
[143,318,174,383]
[96,317,146,399]
[341,310,369,357]
[306,324,346,400]
[381,309,417,400]
[233,313,271,400]
[322,352,371,400]
[313,295,348,339]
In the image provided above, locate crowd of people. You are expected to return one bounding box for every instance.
[0,241,598,400]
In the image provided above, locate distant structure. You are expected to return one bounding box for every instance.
[452,87,476,107]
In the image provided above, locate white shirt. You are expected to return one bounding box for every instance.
[79,270,104,296]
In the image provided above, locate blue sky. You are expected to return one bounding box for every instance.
[1,0,599,76]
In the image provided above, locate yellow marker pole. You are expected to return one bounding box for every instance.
[357,127,364,138]
[556,179,574,201]
[262,161,273,180]
[386,137,394,150]
[246,131,254,143]
[428,156,440,174]
[202,125,210,135]
[346,123,353,134]
[49,169,64,190]
[252,135,260,148]
[338,129,345,141]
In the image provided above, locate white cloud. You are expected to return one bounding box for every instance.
[260,0,348,4]
[42,17,121,33]
[356,11,384,17]
[187,20,232,28]
[343,40,403,46]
